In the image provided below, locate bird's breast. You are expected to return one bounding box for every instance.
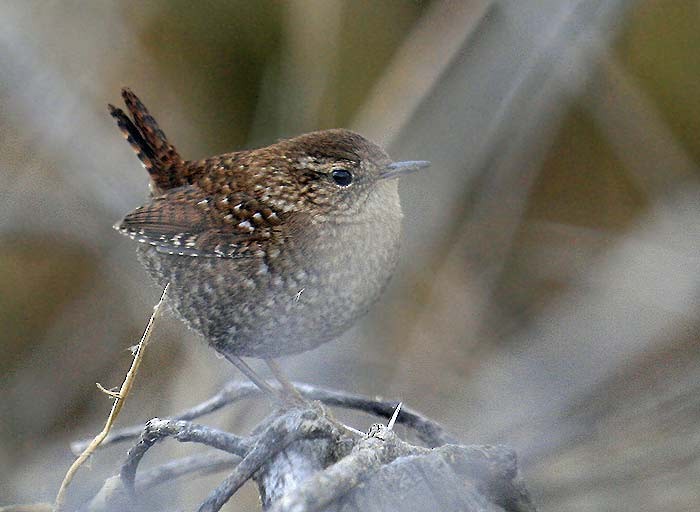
[135,184,404,357]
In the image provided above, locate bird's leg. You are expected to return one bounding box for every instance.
[223,354,281,402]
[265,359,307,404]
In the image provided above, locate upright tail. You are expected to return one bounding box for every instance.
[109,87,185,191]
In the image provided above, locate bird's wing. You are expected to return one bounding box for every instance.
[115,187,286,258]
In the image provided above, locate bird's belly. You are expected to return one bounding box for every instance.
[137,238,399,358]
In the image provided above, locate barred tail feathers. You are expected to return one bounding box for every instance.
[109,88,185,190]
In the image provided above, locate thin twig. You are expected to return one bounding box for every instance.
[84,452,240,511]
[73,381,456,453]
[136,453,239,490]
[54,284,169,512]
[120,418,253,493]
[293,384,456,447]
[198,408,340,512]
[71,379,260,453]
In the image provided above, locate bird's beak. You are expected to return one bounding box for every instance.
[379,160,431,180]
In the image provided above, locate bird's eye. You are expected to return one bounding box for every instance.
[331,169,353,187]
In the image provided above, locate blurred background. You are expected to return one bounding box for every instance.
[2,0,700,510]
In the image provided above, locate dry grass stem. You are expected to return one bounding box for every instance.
[53,284,169,512]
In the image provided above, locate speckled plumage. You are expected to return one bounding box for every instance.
[111,88,427,358]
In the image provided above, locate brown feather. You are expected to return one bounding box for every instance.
[110,88,186,192]
[116,187,285,258]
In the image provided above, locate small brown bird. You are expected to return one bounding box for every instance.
[111,88,428,397]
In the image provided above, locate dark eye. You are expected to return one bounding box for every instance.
[331,169,353,186]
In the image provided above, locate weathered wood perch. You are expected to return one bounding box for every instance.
[76,382,536,512]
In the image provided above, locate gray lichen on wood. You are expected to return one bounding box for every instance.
[81,383,536,512]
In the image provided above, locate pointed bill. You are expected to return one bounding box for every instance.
[379,160,430,180]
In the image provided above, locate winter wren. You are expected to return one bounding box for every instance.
[111,88,429,360]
